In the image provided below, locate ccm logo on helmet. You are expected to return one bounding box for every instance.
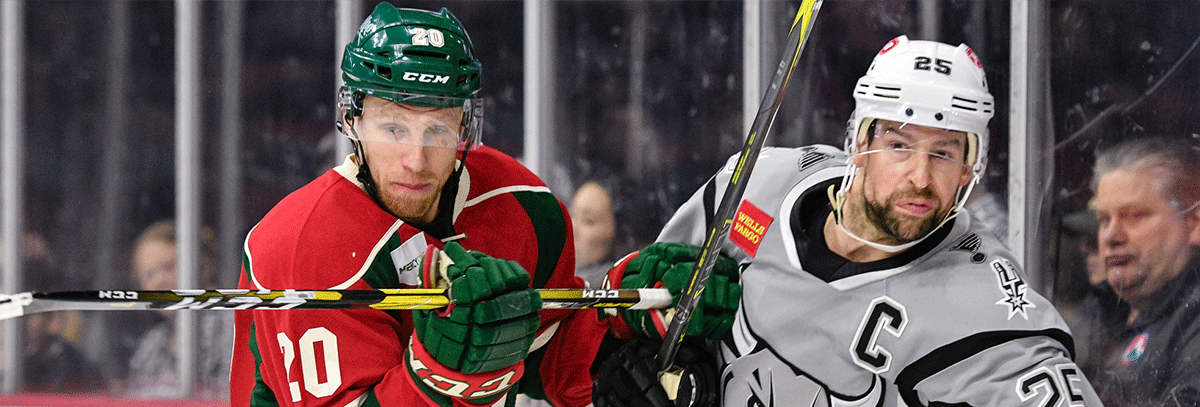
[402,72,450,84]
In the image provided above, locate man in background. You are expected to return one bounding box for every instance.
[1088,136,1200,406]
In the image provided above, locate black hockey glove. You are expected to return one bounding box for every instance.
[593,338,719,407]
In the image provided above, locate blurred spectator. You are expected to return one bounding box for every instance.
[1064,209,1106,288]
[123,220,233,401]
[19,231,106,394]
[569,180,620,288]
[1058,208,1127,376]
[1087,136,1200,405]
[516,179,624,407]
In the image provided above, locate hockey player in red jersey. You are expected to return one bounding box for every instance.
[596,36,1105,406]
[229,3,605,406]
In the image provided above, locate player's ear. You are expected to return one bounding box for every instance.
[850,144,869,167]
[958,171,974,187]
[1186,207,1200,246]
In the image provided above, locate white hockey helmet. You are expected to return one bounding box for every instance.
[833,36,995,253]
[846,35,994,180]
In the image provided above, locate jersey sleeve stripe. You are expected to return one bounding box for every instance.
[246,323,282,406]
[894,328,1075,406]
[512,190,568,289]
[464,185,552,208]
[335,221,403,290]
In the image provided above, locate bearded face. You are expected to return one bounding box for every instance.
[353,96,462,224]
[842,119,974,246]
[858,181,951,245]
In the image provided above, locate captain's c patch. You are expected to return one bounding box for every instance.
[729,200,773,257]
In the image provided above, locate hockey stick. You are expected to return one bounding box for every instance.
[656,0,823,372]
[0,287,672,321]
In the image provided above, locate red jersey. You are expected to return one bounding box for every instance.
[230,147,605,406]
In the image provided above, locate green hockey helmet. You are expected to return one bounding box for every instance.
[338,3,483,150]
[342,2,481,103]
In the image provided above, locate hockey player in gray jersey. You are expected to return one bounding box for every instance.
[593,36,1103,406]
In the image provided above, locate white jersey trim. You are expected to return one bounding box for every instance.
[829,266,910,291]
[246,216,404,290]
[333,154,361,189]
[332,220,404,290]
[530,321,560,352]
[778,166,843,281]
[245,222,262,290]
[464,185,552,208]
[342,392,368,407]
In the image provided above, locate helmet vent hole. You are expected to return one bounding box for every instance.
[951,97,982,112]
[905,108,914,116]
[406,49,451,60]
[361,62,392,79]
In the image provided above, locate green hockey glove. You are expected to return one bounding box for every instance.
[407,242,542,402]
[610,242,741,341]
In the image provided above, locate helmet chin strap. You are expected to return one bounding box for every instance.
[829,161,967,254]
[345,119,400,220]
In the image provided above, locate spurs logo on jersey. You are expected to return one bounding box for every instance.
[992,258,1035,320]
[721,344,883,407]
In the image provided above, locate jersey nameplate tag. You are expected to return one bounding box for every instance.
[729,200,773,257]
[391,233,430,286]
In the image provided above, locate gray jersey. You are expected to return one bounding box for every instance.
[658,145,1102,406]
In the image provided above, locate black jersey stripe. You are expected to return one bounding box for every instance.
[894,328,1075,406]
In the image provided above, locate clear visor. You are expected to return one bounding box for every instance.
[855,119,977,176]
[338,86,482,151]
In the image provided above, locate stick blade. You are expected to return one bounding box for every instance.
[0,293,31,321]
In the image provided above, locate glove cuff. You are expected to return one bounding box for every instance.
[603,252,640,340]
[605,251,639,291]
[422,244,453,290]
[406,337,524,402]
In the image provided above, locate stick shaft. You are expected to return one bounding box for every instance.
[656,0,823,371]
[0,287,672,320]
